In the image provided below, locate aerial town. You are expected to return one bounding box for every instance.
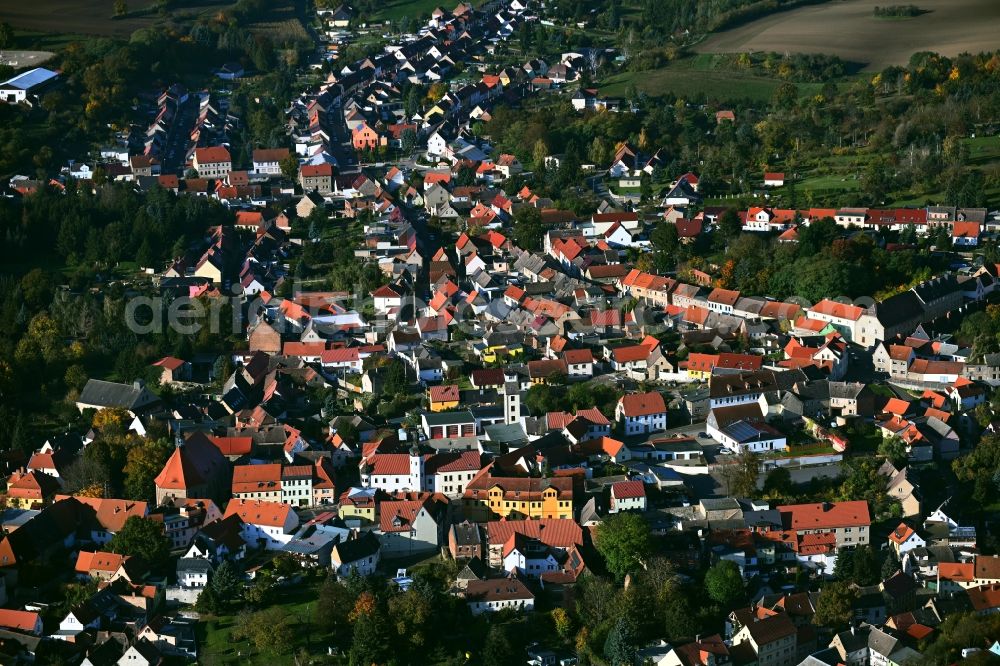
[0,0,999,664]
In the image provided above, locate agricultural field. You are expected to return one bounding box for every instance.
[0,0,238,38]
[600,53,828,102]
[696,0,1000,71]
[246,0,309,41]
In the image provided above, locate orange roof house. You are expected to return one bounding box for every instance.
[154,432,230,505]
[0,609,43,635]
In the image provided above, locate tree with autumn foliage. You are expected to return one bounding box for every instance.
[92,407,130,436]
[348,591,389,666]
[123,438,173,502]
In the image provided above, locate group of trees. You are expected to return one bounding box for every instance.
[586,515,751,663]
[58,408,174,505]
[0,186,252,457]
[523,380,624,420]
[703,217,948,303]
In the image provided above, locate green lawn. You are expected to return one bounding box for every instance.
[777,441,837,457]
[600,54,830,102]
[198,578,335,665]
[369,0,484,21]
[10,28,90,51]
[965,134,1000,166]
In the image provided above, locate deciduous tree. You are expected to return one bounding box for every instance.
[109,517,170,569]
[704,560,745,608]
[813,581,858,630]
[595,512,652,580]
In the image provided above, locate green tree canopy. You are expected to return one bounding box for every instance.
[703,560,745,608]
[813,581,858,630]
[109,516,170,569]
[513,206,545,252]
[595,513,653,580]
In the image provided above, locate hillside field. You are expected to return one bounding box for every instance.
[600,53,830,102]
[696,0,1000,71]
[0,0,235,38]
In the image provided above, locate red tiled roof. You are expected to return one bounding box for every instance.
[429,384,460,403]
[152,356,186,370]
[56,495,148,532]
[207,435,253,457]
[612,480,645,499]
[708,288,740,306]
[0,609,40,633]
[75,550,127,574]
[686,352,719,372]
[562,349,594,365]
[612,344,651,363]
[223,499,293,528]
[883,398,912,416]
[367,453,411,476]
[471,368,505,387]
[888,522,916,545]
[425,450,480,474]
[194,146,231,164]
[717,353,762,371]
[968,584,1000,612]
[232,464,282,494]
[379,499,426,533]
[320,348,360,364]
[810,299,863,321]
[484,518,582,549]
[618,392,666,417]
[938,562,974,582]
[778,501,870,530]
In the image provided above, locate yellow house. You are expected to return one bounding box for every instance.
[684,352,719,381]
[429,384,460,412]
[464,473,573,521]
[193,250,224,285]
[481,343,523,365]
[338,488,379,525]
[5,470,60,509]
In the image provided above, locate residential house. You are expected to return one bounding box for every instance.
[616,392,667,435]
[223,499,300,550]
[465,577,535,615]
[609,480,646,513]
[192,146,232,179]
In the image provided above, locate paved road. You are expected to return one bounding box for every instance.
[162,97,199,175]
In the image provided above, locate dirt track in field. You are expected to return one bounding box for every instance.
[697,0,1000,70]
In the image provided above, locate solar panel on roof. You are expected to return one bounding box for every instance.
[724,420,764,442]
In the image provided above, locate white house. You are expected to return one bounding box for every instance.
[251,148,289,177]
[331,532,381,578]
[609,480,646,513]
[615,392,667,436]
[708,417,787,454]
[501,535,561,578]
[888,523,925,558]
[465,577,535,615]
[176,557,213,588]
[426,131,449,157]
[223,500,299,550]
[361,448,424,494]
[562,349,595,379]
[56,607,100,639]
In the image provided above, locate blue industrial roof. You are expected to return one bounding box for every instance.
[2,67,58,91]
